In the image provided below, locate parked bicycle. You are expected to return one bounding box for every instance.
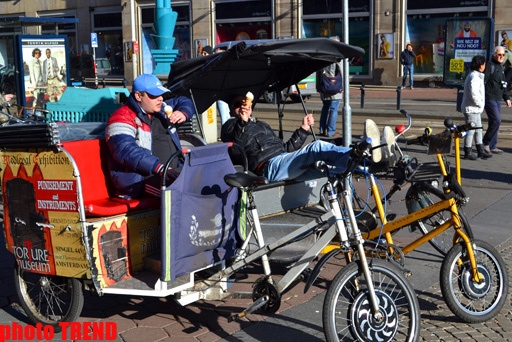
[221,139,420,342]
[328,110,509,323]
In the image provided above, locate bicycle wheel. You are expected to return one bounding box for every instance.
[323,259,420,342]
[406,184,472,255]
[440,239,508,323]
[14,266,84,331]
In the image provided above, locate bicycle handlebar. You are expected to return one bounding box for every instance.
[406,127,432,146]
[313,138,372,177]
[444,118,476,133]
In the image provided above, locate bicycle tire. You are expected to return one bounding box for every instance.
[406,183,472,255]
[440,239,508,323]
[14,266,84,332]
[323,259,420,342]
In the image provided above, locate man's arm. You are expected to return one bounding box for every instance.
[164,96,195,124]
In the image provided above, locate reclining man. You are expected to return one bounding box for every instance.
[106,74,194,199]
[221,94,357,182]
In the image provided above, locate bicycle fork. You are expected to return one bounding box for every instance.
[325,182,382,319]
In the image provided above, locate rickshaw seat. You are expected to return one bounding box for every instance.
[62,139,159,217]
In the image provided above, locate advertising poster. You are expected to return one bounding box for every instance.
[498,30,512,50]
[444,18,493,86]
[0,149,89,278]
[18,36,68,107]
[90,210,160,288]
[378,33,394,59]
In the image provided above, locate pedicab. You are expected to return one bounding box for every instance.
[0,38,365,330]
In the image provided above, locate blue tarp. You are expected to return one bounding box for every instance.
[160,143,243,281]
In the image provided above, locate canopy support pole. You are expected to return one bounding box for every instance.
[188,89,205,139]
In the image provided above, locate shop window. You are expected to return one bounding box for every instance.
[94,13,122,28]
[406,12,487,74]
[216,22,271,43]
[302,18,370,75]
[407,0,488,11]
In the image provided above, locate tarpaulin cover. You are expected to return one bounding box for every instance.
[160,143,243,281]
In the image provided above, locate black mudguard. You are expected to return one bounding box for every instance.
[304,248,342,293]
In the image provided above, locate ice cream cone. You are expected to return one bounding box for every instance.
[244,91,254,107]
[164,105,173,119]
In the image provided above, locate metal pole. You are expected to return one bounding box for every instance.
[342,0,351,149]
[93,47,98,88]
[342,0,351,192]
[295,83,317,141]
[130,0,137,81]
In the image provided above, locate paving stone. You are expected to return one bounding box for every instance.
[120,327,168,342]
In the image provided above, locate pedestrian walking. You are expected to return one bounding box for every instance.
[483,46,511,154]
[400,43,416,89]
[461,55,492,160]
[316,37,343,137]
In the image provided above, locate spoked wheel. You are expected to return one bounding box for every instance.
[323,259,420,342]
[440,239,508,323]
[14,266,84,331]
[406,184,473,255]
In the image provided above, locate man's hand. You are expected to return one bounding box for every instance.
[239,103,252,122]
[301,113,315,131]
[167,110,187,124]
[506,99,511,108]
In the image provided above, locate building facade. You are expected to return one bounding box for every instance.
[0,0,511,86]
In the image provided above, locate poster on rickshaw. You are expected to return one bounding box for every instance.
[17,35,69,108]
[0,149,89,278]
[443,18,493,86]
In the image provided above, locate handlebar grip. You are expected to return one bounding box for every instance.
[314,160,337,172]
[456,121,475,132]
[353,137,372,157]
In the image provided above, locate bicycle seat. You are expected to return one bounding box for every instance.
[224,172,269,188]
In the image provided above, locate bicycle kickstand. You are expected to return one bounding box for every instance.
[228,295,269,322]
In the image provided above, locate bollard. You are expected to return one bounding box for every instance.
[396,86,402,109]
[360,85,365,108]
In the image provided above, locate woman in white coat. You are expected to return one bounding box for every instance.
[461,55,492,160]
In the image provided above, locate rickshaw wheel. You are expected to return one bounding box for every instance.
[14,266,84,332]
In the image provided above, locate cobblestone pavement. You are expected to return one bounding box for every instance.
[417,237,512,342]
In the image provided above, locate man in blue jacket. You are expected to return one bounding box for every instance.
[400,43,416,89]
[106,74,194,198]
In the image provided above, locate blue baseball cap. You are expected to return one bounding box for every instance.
[132,74,170,96]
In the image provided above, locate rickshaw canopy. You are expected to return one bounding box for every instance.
[167,38,365,113]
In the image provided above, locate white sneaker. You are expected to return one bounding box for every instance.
[382,126,397,166]
[363,119,381,163]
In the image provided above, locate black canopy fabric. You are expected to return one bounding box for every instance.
[167,38,365,114]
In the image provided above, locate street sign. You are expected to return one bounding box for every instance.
[91,33,98,48]
[133,40,139,54]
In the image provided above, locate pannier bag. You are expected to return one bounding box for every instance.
[160,143,245,281]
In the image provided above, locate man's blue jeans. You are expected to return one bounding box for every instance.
[402,64,414,87]
[262,140,351,182]
[483,99,502,149]
[320,99,341,136]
